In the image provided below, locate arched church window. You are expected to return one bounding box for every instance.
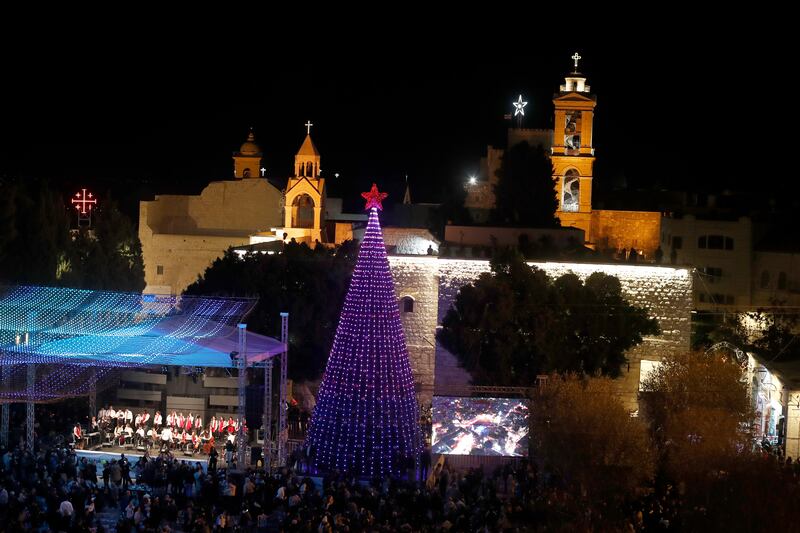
[243,168,251,178]
[306,162,313,177]
[760,270,770,289]
[562,169,580,212]
[401,296,414,313]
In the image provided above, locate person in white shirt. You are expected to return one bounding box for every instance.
[161,426,173,448]
[142,411,150,426]
[125,409,133,424]
[154,411,163,429]
[195,415,203,431]
[136,426,146,445]
[107,406,116,420]
[134,413,142,427]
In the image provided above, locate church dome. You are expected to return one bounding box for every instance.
[238,131,261,156]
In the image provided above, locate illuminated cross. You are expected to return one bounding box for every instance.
[305,121,313,135]
[572,52,582,71]
[260,167,266,177]
[513,95,527,116]
[71,188,97,215]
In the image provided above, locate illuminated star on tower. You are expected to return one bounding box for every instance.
[513,95,528,116]
[361,183,389,211]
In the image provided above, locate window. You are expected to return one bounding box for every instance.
[672,236,683,250]
[157,265,164,275]
[760,270,770,289]
[401,296,414,313]
[697,235,734,250]
[704,266,723,282]
[778,272,787,290]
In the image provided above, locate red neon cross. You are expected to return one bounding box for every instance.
[71,189,97,215]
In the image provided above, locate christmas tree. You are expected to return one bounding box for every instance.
[306,184,421,477]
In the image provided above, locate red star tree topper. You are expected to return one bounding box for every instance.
[361,183,388,210]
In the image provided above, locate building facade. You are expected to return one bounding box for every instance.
[465,61,662,258]
[140,131,330,295]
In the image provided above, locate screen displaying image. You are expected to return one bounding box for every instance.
[431,397,529,457]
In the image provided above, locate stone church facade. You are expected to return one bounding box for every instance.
[140,130,330,295]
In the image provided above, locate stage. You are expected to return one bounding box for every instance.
[76,446,210,466]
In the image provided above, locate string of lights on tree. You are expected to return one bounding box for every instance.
[306,184,421,478]
[0,285,257,401]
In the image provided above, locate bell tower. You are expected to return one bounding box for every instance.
[552,53,597,234]
[283,122,325,243]
[233,129,263,179]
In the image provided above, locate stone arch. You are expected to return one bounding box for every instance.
[562,168,580,212]
[291,193,315,228]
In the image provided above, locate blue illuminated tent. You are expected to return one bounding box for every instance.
[0,285,285,401]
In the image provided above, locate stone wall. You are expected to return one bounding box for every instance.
[590,210,662,257]
[389,257,693,411]
[140,178,284,294]
[388,256,439,402]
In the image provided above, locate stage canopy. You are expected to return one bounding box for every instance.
[0,285,284,401]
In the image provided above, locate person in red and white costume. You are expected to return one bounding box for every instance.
[194,414,203,432]
[177,412,185,430]
[166,411,175,428]
[209,416,218,436]
[72,423,82,446]
[153,411,163,429]
[141,411,150,426]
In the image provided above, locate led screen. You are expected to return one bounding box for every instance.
[431,396,529,456]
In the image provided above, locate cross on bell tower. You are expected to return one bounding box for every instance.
[571,52,581,71]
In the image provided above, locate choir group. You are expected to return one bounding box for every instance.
[71,405,246,454]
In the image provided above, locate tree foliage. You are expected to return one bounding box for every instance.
[62,196,145,292]
[639,351,752,481]
[0,180,145,291]
[491,141,559,228]
[437,251,659,385]
[0,179,70,284]
[532,374,655,504]
[185,240,358,382]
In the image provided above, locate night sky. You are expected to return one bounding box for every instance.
[0,31,772,220]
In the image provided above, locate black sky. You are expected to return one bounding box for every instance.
[0,28,774,219]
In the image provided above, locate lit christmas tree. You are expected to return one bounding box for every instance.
[306,184,421,477]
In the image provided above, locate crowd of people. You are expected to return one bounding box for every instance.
[73,406,247,456]
[6,432,800,531]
